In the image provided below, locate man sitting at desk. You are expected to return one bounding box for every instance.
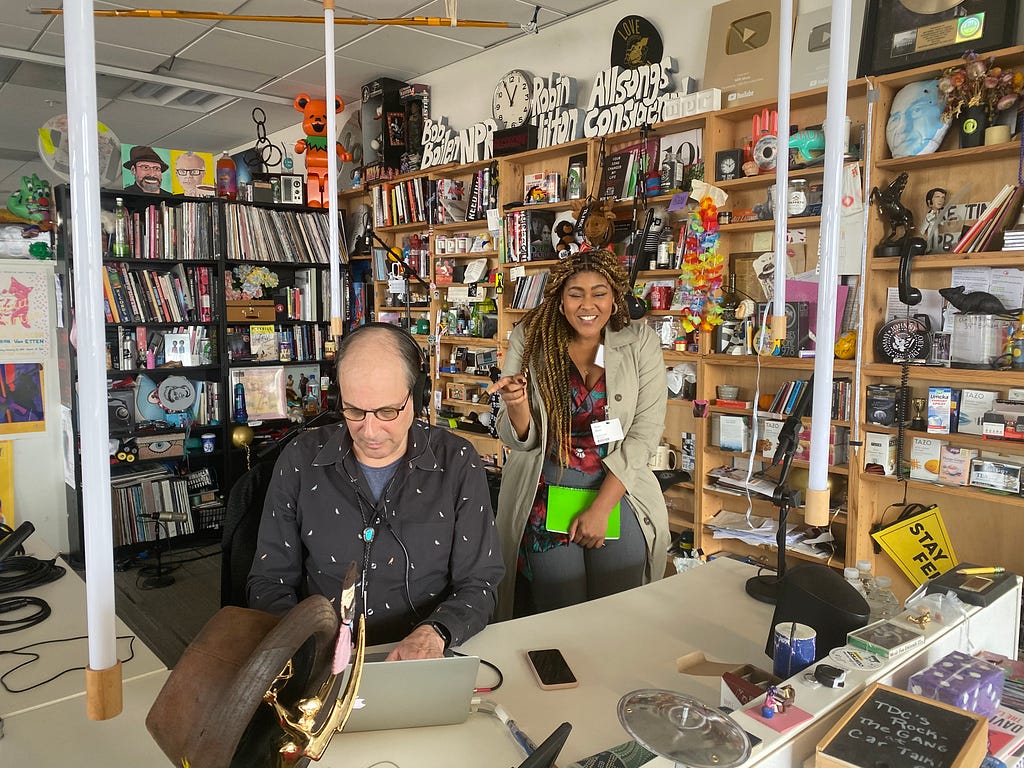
[247,323,503,659]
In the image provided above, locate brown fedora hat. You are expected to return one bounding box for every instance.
[123,145,169,171]
[147,595,339,768]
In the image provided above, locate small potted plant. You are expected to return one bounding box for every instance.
[939,51,1024,147]
[225,264,279,321]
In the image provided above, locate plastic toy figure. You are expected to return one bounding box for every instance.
[294,93,353,208]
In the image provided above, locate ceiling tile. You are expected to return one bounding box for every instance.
[156,98,298,152]
[3,8,55,33]
[6,61,135,100]
[411,0,553,47]
[335,1,426,18]
[0,22,45,49]
[97,99,205,146]
[177,29,322,77]
[529,0,609,13]
[335,26,478,74]
[219,0,369,50]
[0,82,80,152]
[257,56,416,101]
[152,57,275,92]
[33,32,170,72]
[48,2,214,56]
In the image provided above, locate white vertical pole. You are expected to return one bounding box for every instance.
[64,0,122,718]
[771,0,793,343]
[324,1,343,340]
[805,0,852,528]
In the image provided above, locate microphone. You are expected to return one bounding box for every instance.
[771,375,814,468]
[142,511,189,523]
[361,211,373,252]
[0,520,35,563]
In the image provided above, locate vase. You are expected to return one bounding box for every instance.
[957,105,987,148]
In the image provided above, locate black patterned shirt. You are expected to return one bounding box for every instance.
[247,419,503,646]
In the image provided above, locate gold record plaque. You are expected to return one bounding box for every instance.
[857,0,1018,76]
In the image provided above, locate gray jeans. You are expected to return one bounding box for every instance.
[526,461,647,613]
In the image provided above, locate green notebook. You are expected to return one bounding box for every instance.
[545,485,621,540]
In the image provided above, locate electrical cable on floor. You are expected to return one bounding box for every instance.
[0,634,136,693]
[0,596,51,633]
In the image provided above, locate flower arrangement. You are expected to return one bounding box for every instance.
[938,51,1024,122]
[226,264,279,300]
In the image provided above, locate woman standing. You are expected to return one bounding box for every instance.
[488,249,669,618]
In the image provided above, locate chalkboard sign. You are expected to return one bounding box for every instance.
[817,683,986,768]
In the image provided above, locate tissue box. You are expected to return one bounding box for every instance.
[908,650,1004,717]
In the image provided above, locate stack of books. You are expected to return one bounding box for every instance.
[1002,227,1024,251]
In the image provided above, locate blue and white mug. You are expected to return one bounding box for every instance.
[772,622,816,679]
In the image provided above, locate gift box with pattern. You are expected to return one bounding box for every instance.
[908,650,1004,717]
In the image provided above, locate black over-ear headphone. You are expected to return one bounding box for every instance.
[335,323,431,414]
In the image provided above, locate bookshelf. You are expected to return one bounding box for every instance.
[54,186,344,562]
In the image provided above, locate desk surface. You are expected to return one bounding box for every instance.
[1,559,1019,768]
[0,541,165,718]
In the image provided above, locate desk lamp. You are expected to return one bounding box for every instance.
[617,689,751,768]
[744,375,815,605]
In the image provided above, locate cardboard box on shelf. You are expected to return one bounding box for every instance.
[864,432,897,476]
[910,436,946,482]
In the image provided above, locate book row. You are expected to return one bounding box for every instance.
[102,262,215,325]
[113,199,217,261]
[110,469,194,547]
[226,323,331,364]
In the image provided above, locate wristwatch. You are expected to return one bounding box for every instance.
[424,621,451,650]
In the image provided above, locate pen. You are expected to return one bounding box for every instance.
[957,567,1005,575]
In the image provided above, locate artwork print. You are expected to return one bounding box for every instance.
[0,266,50,356]
[0,363,45,435]
[121,144,171,194]
[169,150,215,197]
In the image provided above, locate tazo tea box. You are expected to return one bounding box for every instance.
[938,445,978,486]
[970,457,1024,494]
[910,436,945,481]
[958,389,999,435]
[864,432,897,476]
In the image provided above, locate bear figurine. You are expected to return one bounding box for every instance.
[294,93,353,208]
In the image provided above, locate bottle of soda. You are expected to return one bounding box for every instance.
[216,151,237,200]
[112,197,130,258]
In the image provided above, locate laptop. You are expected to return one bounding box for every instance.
[341,653,480,732]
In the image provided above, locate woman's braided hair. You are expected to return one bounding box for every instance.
[519,249,632,466]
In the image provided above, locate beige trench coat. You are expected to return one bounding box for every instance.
[494,321,670,620]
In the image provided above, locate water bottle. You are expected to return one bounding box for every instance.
[856,559,874,592]
[844,567,866,596]
[869,575,900,621]
[233,379,248,423]
[112,197,129,258]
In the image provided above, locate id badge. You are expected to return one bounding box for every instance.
[591,418,624,445]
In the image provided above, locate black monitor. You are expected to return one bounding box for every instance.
[517,722,571,768]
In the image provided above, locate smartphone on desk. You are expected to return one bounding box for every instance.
[526,648,578,690]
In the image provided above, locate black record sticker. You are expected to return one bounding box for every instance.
[611,15,664,69]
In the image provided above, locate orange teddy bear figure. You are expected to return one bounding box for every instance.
[294,93,353,208]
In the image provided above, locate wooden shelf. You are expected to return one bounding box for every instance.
[436,336,499,347]
[441,398,490,412]
[498,137,590,166]
[715,163,862,192]
[862,363,1024,386]
[438,371,492,383]
[719,215,820,232]
[863,423,1024,453]
[859,472,1024,508]
[504,200,574,214]
[875,141,1020,171]
[432,219,490,233]
[704,355,857,372]
[868,251,1024,270]
[501,259,560,270]
[432,249,499,259]
[710,448,850,475]
[708,405,851,427]
[376,220,430,234]
[663,349,701,363]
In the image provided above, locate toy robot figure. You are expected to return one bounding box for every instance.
[294,93,353,208]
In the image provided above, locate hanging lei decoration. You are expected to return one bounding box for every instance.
[677,181,727,333]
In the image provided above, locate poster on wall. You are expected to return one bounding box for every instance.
[0,362,45,435]
[704,0,793,106]
[0,264,50,357]
[121,144,172,194]
[0,440,13,526]
[169,150,215,197]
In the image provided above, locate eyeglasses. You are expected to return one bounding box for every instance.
[134,162,163,173]
[176,168,204,177]
[340,392,411,422]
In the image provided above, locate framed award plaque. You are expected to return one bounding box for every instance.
[856,0,1019,77]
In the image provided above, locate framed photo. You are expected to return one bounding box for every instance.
[164,332,193,366]
[856,0,1018,77]
[230,366,287,421]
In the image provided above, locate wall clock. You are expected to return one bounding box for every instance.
[492,70,533,129]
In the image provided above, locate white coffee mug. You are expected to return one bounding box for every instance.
[648,443,679,471]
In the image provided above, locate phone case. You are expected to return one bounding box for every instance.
[526,649,579,690]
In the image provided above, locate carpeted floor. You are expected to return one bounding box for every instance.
[110,538,222,668]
